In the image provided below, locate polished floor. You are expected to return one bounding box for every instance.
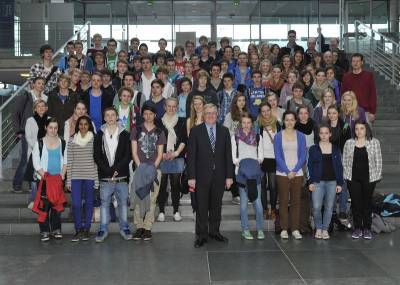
[1,230,400,285]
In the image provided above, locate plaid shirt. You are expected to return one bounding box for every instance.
[342,138,382,182]
[29,63,62,94]
[218,89,237,124]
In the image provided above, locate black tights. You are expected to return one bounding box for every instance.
[261,171,277,211]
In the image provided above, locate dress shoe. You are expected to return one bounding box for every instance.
[194,238,207,248]
[209,233,229,243]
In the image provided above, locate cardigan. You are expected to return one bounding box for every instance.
[307,144,344,186]
[342,138,382,183]
[274,130,307,175]
[32,138,67,180]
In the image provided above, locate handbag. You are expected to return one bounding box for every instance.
[160,158,185,174]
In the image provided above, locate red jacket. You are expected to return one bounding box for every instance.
[32,174,66,223]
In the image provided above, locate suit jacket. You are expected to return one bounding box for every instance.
[187,123,233,187]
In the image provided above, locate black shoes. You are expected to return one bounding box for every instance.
[133,228,144,240]
[71,231,81,242]
[209,233,229,243]
[142,230,152,241]
[194,238,207,248]
[81,229,90,241]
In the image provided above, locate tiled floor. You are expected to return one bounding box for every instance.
[1,230,400,285]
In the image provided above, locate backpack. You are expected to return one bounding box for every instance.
[371,213,396,234]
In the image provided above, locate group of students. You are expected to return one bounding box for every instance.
[12,29,382,244]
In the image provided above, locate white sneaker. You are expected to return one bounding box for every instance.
[27,201,34,210]
[315,229,322,239]
[280,230,289,239]
[173,212,182,222]
[322,230,330,240]
[292,230,303,240]
[157,212,165,222]
[232,196,240,205]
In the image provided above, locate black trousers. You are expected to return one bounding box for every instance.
[39,208,61,233]
[230,164,239,197]
[261,171,277,211]
[347,179,376,230]
[158,173,181,213]
[195,174,225,239]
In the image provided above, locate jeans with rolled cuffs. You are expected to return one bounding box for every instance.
[239,184,264,231]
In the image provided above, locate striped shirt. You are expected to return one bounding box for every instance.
[66,138,99,188]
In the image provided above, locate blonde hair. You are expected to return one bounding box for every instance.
[321,88,336,108]
[189,96,205,130]
[32,99,47,112]
[58,73,71,84]
[341,91,359,119]
[68,68,81,77]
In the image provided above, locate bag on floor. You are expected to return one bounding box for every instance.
[371,213,396,233]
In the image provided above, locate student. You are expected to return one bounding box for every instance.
[152,53,167,74]
[249,52,260,72]
[64,101,92,141]
[184,40,195,61]
[266,92,285,125]
[234,52,252,89]
[209,63,224,93]
[157,98,187,222]
[293,50,305,72]
[308,68,330,107]
[343,120,382,239]
[326,66,341,102]
[174,45,185,75]
[231,113,265,240]
[47,74,78,136]
[58,41,75,72]
[208,41,218,61]
[67,116,98,242]
[185,70,219,118]
[68,68,83,98]
[286,81,314,117]
[295,106,317,148]
[256,101,281,219]
[105,39,118,71]
[64,54,79,74]
[138,55,156,101]
[300,70,314,99]
[177,77,192,118]
[269,44,280,65]
[279,70,298,107]
[128,37,140,61]
[101,69,116,100]
[247,70,266,120]
[131,55,143,82]
[94,107,132,242]
[156,66,175,98]
[308,124,344,239]
[12,77,49,193]
[143,79,166,124]
[112,60,129,91]
[166,58,180,84]
[32,118,67,242]
[219,59,229,78]
[260,59,272,85]
[191,54,201,78]
[259,43,270,62]
[312,88,336,126]
[155,38,173,59]
[218,73,237,124]
[80,71,91,92]
[114,87,140,132]
[199,45,212,72]
[224,93,249,136]
[340,91,367,136]
[92,51,106,73]
[264,65,284,99]
[121,71,145,111]
[131,105,166,241]
[87,33,106,60]
[222,46,236,74]
[74,41,93,72]
[274,111,307,240]
[187,96,205,136]
[280,55,293,81]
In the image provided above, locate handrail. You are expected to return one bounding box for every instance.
[354,20,399,47]
[0,21,91,113]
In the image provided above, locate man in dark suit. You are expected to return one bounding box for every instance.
[187,103,233,248]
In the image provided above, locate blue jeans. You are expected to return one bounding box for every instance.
[13,136,28,189]
[239,185,264,231]
[71,179,95,231]
[338,183,349,214]
[99,182,130,232]
[312,181,337,230]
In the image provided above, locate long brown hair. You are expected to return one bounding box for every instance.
[189,95,205,129]
[257,101,278,132]
[230,94,249,121]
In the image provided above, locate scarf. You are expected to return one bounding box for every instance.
[73,131,94,147]
[162,114,178,152]
[295,119,314,135]
[257,114,278,133]
[267,78,284,91]
[235,128,257,146]
[33,112,48,139]
[311,80,330,102]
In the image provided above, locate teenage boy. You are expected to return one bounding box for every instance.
[137,55,156,101]
[234,52,252,89]
[154,38,173,59]
[130,55,142,82]
[199,45,212,73]
[106,39,118,71]
[101,69,116,99]
[143,79,166,125]
[195,35,208,55]
[74,41,93,72]
[128,37,140,63]
[58,41,75,72]
[112,60,129,91]
[176,61,195,95]
[87,33,106,60]
[216,37,230,61]
[131,104,166,241]
[94,107,132,242]
[191,54,201,78]
[156,66,175,98]
[247,70,267,120]
[177,77,192,118]
[122,71,146,112]
[185,70,219,118]
[286,81,314,117]
[218,73,237,124]
[222,46,236,74]
[209,63,224,93]
[114,87,140,132]
[166,58,180,84]
[184,40,195,61]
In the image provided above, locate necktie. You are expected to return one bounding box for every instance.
[209,127,215,152]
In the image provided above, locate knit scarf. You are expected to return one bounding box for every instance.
[235,128,257,146]
[258,114,278,133]
[161,114,178,152]
[311,80,330,102]
[73,131,94,147]
[33,112,48,139]
[268,78,284,91]
[295,119,314,135]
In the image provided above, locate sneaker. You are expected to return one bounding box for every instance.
[41,232,50,242]
[133,228,144,240]
[71,230,81,242]
[81,229,90,241]
[351,228,363,239]
[95,230,108,243]
[292,230,303,240]
[173,212,182,222]
[120,229,133,240]
[280,230,289,239]
[363,229,372,240]
[315,229,322,239]
[242,230,254,240]
[27,201,34,210]
[232,196,240,205]
[338,212,352,229]
[257,230,265,240]
[157,212,165,222]
[322,230,330,240]
[52,229,63,239]
[12,186,23,193]
[142,230,152,241]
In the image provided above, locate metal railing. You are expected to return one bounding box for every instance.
[351,20,400,88]
[0,21,91,180]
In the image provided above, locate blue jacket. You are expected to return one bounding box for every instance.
[274,131,307,175]
[236,158,263,186]
[233,65,252,89]
[307,144,344,186]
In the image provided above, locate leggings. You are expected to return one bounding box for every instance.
[261,171,277,211]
